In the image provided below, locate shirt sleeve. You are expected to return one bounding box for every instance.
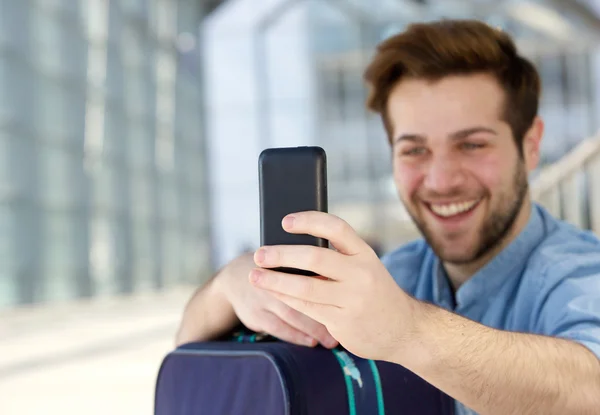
[534,259,600,360]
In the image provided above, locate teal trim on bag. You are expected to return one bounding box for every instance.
[333,349,357,415]
[368,360,385,415]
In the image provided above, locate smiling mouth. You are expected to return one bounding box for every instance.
[427,199,481,218]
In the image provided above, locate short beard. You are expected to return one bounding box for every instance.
[406,161,529,264]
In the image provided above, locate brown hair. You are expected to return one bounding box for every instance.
[364,19,541,151]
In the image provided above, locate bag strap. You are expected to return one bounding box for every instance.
[368,359,386,415]
[332,348,358,415]
[332,348,385,415]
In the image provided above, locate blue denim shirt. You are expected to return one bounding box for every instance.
[382,203,600,415]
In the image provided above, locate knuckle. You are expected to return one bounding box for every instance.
[301,248,314,267]
[280,304,299,322]
[268,247,281,266]
[333,217,350,236]
[299,279,314,299]
[267,320,301,344]
[305,247,322,270]
[299,313,322,334]
[287,331,307,345]
[262,315,282,335]
[243,319,262,333]
[260,271,276,287]
[312,324,329,340]
[359,264,376,285]
[364,272,377,286]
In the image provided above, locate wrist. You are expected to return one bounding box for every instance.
[175,270,238,346]
[202,269,239,336]
[212,266,233,304]
[389,298,437,370]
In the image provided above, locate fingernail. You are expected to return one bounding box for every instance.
[254,248,267,264]
[282,215,295,230]
[323,338,338,349]
[249,269,263,283]
[304,337,317,347]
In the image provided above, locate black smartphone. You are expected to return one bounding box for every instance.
[259,146,328,276]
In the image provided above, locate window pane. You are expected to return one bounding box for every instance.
[130,172,154,220]
[0,203,16,306]
[131,219,156,290]
[41,209,78,301]
[39,144,82,208]
[127,116,155,170]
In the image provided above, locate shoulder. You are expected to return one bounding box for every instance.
[381,239,434,294]
[526,210,600,357]
[528,208,600,281]
[525,207,600,315]
[529,223,600,307]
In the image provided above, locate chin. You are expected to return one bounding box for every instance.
[435,248,479,265]
[427,234,481,264]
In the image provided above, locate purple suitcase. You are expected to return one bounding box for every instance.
[155,340,454,415]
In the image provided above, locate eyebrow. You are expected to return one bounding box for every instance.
[393,126,498,144]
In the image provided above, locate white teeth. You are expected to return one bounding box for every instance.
[430,200,479,217]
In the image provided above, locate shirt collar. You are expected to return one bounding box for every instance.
[434,203,547,311]
[432,258,455,309]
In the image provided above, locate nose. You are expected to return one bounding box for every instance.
[423,153,466,195]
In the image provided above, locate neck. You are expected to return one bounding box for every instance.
[444,199,533,291]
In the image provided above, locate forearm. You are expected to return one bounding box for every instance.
[175,275,239,346]
[396,302,600,415]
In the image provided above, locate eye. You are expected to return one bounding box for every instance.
[460,142,485,151]
[401,147,427,156]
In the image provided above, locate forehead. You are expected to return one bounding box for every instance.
[387,74,506,139]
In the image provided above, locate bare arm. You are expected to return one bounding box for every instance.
[396,303,600,415]
[175,274,239,346]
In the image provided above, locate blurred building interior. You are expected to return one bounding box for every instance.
[0,0,210,308]
[1,0,600,311]
[2,1,600,414]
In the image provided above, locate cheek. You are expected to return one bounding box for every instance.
[393,161,422,198]
[465,153,507,193]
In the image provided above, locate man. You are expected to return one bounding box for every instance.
[176,19,600,414]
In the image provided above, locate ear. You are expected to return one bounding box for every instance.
[522,116,544,172]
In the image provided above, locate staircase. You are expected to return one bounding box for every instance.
[532,134,600,234]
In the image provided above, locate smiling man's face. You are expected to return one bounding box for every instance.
[389,73,539,266]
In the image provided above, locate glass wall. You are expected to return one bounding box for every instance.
[0,0,210,309]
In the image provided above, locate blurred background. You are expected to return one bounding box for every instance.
[1,0,600,413]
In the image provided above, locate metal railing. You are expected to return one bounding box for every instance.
[532,134,600,233]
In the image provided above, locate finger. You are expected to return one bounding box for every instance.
[258,311,317,347]
[269,300,339,349]
[265,290,335,326]
[282,211,365,255]
[250,268,341,306]
[254,245,349,281]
